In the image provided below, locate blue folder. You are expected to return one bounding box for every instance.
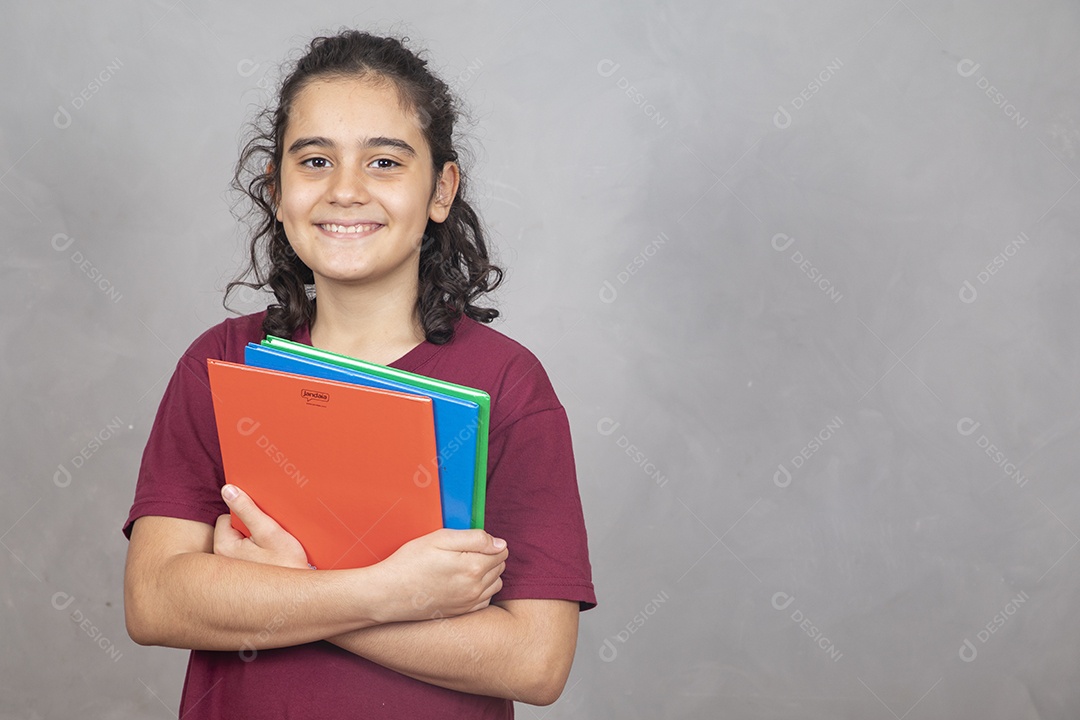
[243,343,480,530]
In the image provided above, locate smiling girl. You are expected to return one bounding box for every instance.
[122,29,595,719]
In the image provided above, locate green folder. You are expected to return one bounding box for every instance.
[261,335,491,529]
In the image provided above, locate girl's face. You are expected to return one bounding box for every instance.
[274,76,455,291]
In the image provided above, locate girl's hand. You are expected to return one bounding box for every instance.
[213,484,312,569]
[373,528,508,624]
[213,484,509,623]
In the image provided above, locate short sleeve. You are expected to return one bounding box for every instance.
[122,345,229,538]
[484,405,597,611]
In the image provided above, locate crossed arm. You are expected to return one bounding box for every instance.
[124,485,579,706]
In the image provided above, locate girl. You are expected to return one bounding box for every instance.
[123,29,595,719]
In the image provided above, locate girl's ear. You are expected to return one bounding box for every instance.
[429,162,460,223]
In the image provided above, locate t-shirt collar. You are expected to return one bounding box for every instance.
[288,315,457,372]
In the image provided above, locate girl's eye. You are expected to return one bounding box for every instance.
[299,157,399,170]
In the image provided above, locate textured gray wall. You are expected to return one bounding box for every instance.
[3,1,1078,717]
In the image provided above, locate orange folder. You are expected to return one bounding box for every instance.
[207,359,443,569]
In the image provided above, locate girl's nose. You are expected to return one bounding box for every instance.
[327,164,372,204]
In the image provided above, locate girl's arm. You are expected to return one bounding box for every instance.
[324,598,580,706]
[213,484,581,705]
[124,487,507,651]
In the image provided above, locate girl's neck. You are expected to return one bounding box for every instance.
[307,278,425,366]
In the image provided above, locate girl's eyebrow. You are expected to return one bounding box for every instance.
[286,135,417,158]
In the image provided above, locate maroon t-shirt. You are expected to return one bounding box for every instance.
[124,310,596,719]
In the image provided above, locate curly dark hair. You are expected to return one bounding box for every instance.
[225,29,503,344]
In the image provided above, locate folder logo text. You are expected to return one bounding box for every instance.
[301,389,330,405]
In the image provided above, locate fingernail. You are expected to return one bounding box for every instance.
[222,484,239,501]
[493,537,506,550]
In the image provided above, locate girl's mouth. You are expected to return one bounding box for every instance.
[317,223,383,237]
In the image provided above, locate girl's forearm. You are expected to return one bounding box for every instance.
[326,599,578,706]
[126,551,388,651]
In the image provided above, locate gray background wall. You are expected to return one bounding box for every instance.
[3,0,1078,717]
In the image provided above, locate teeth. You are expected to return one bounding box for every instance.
[321,223,379,234]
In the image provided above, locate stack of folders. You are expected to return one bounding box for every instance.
[206,335,490,570]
